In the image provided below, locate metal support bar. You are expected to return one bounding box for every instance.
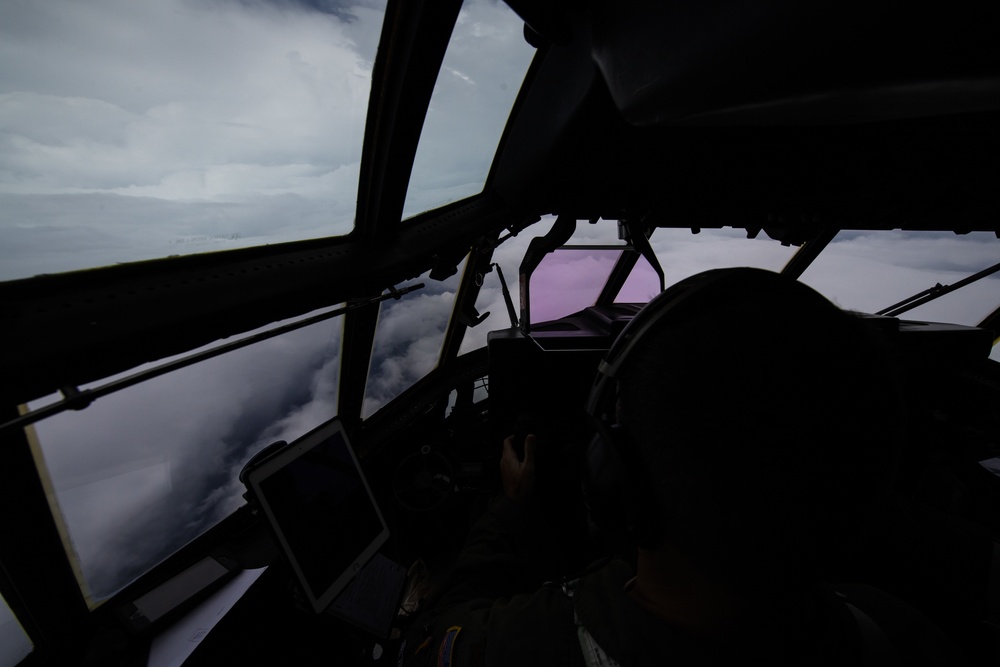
[781,228,839,281]
[596,249,640,307]
[518,214,576,333]
[878,261,1000,318]
[976,301,1000,335]
[494,264,519,328]
[626,220,665,293]
[1,284,424,436]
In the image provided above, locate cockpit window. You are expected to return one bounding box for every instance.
[648,226,800,283]
[0,1,386,281]
[616,254,661,303]
[363,262,466,417]
[459,217,557,354]
[524,222,799,326]
[27,307,345,604]
[0,593,32,666]
[401,0,535,220]
[797,231,1000,327]
[529,247,629,323]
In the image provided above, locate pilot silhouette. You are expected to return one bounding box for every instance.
[405,268,958,666]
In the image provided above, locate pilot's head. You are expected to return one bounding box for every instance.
[588,267,901,587]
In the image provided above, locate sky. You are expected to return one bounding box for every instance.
[0,0,383,279]
[7,0,1000,615]
[0,0,532,281]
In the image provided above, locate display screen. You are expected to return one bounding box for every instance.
[257,430,384,599]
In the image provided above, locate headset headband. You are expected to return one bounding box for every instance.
[587,267,780,418]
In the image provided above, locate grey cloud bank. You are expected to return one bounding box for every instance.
[0,192,350,280]
[33,310,344,598]
[1,0,383,279]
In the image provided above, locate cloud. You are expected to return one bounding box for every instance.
[460,221,796,349]
[459,217,557,353]
[401,0,535,218]
[462,223,1000,359]
[0,0,540,280]
[0,0,384,279]
[32,308,344,598]
[797,231,1000,325]
[362,271,465,416]
[528,249,619,322]
[0,192,351,280]
[27,260,460,598]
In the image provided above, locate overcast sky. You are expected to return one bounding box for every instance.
[0,0,383,279]
[0,0,532,282]
[9,0,1000,610]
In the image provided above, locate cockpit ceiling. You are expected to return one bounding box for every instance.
[498,104,1000,238]
[586,1,1000,128]
[494,1,1000,232]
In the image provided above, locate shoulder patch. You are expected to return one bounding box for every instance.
[438,626,462,667]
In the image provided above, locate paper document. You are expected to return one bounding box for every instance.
[147,566,267,667]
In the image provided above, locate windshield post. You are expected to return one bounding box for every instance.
[518,215,576,333]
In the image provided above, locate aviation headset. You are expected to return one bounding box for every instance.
[582,267,798,548]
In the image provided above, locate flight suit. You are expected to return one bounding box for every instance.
[404,496,959,666]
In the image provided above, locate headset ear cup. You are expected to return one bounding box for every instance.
[610,424,661,549]
[582,424,660,550]
[582,430,627,547]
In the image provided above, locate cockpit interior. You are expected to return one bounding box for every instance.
[2,1,1000,664]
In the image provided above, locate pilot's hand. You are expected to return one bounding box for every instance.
[501,434,536,505]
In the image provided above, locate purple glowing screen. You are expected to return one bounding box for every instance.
[529,248,661,324]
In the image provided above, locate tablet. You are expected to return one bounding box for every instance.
[243,419,390,615]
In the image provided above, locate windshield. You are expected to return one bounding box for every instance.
[402,0,535,219]
[797,231,1000,326]
[363,264,466,417]
[0,0,386,281]
[28,306,346,604]
[529,247,647,323]
[524,222,799,325]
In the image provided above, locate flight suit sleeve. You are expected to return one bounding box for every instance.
[436,496,562,608]
[404,496,580,667]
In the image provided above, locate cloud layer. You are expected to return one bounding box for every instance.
[402,2,535,218]
[0,0,384,279]
[33,308,345,598]
[0,0,536,280]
